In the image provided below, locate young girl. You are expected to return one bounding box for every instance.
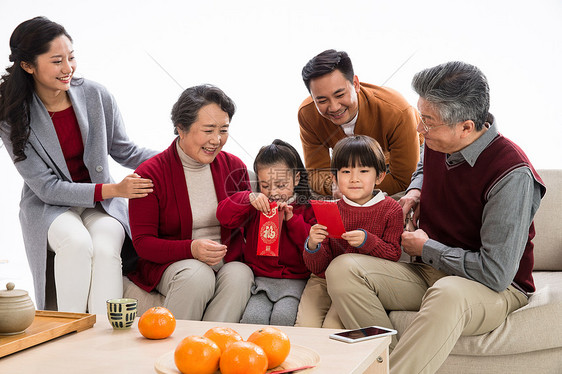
[216,139,315,326]
[295,135,403,328]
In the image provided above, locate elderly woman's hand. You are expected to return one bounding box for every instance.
[191,239,227,266]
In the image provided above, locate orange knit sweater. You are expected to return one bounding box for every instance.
[298,82,421,196]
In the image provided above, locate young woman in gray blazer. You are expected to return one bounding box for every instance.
[0,17,157,314]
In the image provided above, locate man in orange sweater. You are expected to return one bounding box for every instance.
[298,49,420,196]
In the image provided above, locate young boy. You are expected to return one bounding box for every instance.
[295,135,403,328]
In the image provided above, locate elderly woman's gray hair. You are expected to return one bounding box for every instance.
[412,61,490,131]
[171,84,236,135]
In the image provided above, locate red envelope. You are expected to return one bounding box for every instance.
[257,201,282,256]
[310,200,346,238]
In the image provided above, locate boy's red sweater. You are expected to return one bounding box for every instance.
[304,197,403,277]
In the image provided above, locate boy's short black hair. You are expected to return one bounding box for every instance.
[331,135,386,179]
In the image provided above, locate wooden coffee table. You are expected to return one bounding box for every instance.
[0,316,390,373]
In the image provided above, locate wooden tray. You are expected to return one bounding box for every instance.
[154,344,319,373]
[0,310,96,358]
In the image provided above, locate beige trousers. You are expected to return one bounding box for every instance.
[294,274,344,328]
[325,254,528,374]
[48,205,125,315]
[157,259,253,322]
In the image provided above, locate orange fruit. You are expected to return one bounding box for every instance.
[247,326,291,369]
[137,306,176,339]
[203,326,243,354]
[219,341,268,374]
[174,335,221,374]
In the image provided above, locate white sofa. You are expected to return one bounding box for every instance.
[123,169,562,373]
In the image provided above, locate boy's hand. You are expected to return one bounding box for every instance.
[308,224,328,250]
[341,230,366,247]
[249,192,271,214]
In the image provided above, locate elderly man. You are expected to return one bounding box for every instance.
[325,61,545,373]
[298,49,420,197]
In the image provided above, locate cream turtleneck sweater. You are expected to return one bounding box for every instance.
[176,140,222,245]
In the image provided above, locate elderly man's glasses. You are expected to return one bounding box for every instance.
[418,112,449,132]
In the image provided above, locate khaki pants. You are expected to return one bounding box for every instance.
[294,275,344,328]
[325,254,528,374]
[157,260,253,322]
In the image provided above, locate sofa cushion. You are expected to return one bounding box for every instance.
[532,169,562,271]
[436,347,562,374]
[122,276,165,315]
[389,271,562,356]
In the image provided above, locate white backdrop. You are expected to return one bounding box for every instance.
[1,0,561,301]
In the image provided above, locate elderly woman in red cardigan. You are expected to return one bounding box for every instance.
[127,85,253,321]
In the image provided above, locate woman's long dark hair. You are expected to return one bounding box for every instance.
[253,139,312,204]
[0,16,72,162]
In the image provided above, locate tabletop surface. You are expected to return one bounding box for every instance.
[0,315,390,374]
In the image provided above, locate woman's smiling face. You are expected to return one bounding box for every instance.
[21,35,76,97]
[177,103,230,164]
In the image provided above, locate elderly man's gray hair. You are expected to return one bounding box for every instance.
[412,61,490,130]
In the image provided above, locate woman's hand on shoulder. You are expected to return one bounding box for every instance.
[249,192,271,214]
[191,239,227,266]
[103,173,154,200]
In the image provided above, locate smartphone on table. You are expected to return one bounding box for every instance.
[329,326,397,343]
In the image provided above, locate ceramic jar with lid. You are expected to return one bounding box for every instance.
[0,282,36,335]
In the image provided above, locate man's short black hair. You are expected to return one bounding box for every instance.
[302,49,354,92]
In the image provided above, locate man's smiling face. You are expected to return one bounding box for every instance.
[309,69,360,126]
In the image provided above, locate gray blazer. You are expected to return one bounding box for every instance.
[0,79,158,309]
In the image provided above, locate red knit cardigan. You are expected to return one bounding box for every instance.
[127,139,251,292]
